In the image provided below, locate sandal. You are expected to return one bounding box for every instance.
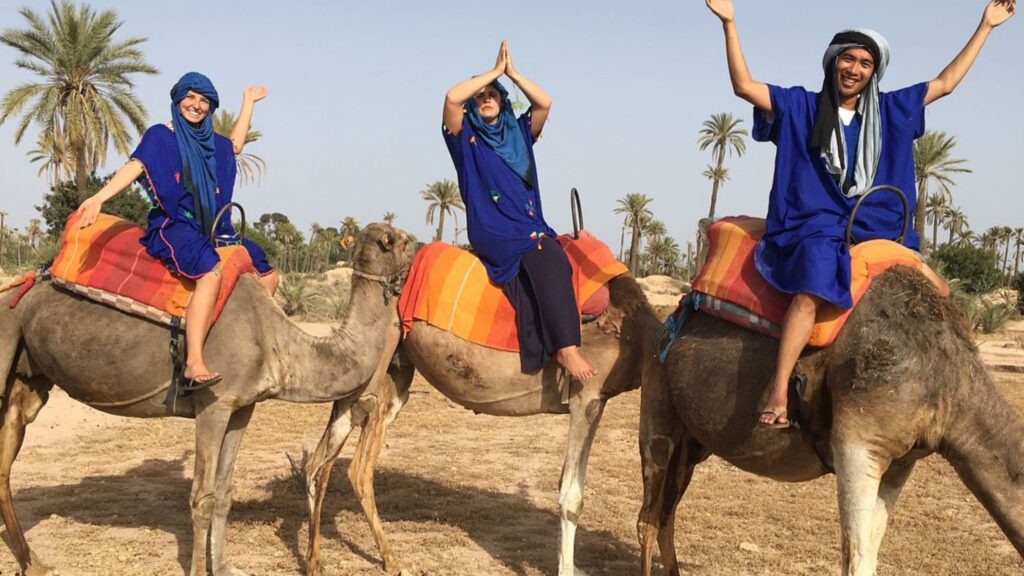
[757,406,790,429]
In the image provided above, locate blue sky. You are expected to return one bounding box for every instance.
[1,0,1021,254]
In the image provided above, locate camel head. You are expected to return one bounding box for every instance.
[347,223,413,294]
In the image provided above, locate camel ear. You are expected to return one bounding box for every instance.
[377,231,395,252]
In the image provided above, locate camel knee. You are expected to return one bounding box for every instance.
[559,487,584,522]
[192,492,216,525]
[213,489,233,517]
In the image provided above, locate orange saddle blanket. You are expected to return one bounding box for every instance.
[49,213,256,326]
[693,216,923,347]
[398,234,629,352]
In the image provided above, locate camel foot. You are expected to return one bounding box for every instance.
[213,564,249,576]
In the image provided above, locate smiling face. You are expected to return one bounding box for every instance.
[473,85,502,125]
[835,47,875,106]
[178,90,211,125]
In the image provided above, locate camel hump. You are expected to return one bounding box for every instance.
[49,213,256,327]
[398,236,627,351]
[689,216,922,347]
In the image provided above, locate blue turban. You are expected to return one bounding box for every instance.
[170,72,221,235]
[465,80,534,185]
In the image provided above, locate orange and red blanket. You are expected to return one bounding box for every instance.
[42,213,256,325]
[693,216,923,347]
[398,234,628,352]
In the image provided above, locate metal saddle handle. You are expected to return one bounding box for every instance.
[210,202,246,243]
[571,187,584,240]
[845,185,910,248]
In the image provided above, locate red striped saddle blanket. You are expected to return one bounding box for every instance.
[398,234,629,351]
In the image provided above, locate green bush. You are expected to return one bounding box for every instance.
[931,244,1001,294]
[1013,273,1024,313]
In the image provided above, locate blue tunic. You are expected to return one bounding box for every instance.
[131,124,273,278]
[752,82,927,309]
[443,110,557,285]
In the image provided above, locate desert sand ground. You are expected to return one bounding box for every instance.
[1,307,1023,575]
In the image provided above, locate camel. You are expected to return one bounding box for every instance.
[0,222,411,576]
[637,266,1024,576]
[303,272,663,576]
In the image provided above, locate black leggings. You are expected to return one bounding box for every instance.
[502,237,581,372]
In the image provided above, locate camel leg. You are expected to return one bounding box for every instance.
[557,389,607,576]
[305,400,360,576]
[863,459,916,567]
[189,403,234,576]
[0,376,52,575]
[655,440,707,576]
[210,403,256,576]
[834,439,892,576]
[347,375,410,576]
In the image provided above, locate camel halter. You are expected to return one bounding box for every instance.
[351,267,405,301]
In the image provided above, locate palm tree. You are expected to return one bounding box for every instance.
[339,217,360,240]
[1,1,158,201]
[999,226,1014,277]
[956,229,976,248]
[421,179,464,242]
[913,131,971,250]
[614,193,653,274]
[644,219,667,244]
[697,113,747,220]
[25,219,42,251]
[945,207,968,246]
[1014,227,1024,277]
[644,236,681,276]
[213,110,265,185]
[925,193,949,250]
[383,211,397,225]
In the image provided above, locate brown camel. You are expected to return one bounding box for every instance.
[0,223,411,576]
[303,273,663,576]
[637,266,1024,576]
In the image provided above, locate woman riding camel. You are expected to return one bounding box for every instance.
[442,41,595,380]
[705,0,1015,427]
[76,72,279,388]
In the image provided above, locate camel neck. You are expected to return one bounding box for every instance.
[940,374,1024,555]
[267,278,399,403]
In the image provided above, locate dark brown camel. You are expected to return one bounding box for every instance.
[0,223,410,576]
[637,266,1024,575]
[303,273,664,576]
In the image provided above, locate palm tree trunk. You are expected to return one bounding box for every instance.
[629,221,642,275]
[619,219,627,262]
[1003,239,1011,278]
[707,147,725,220]
[931,210,939,252]
[914,180,927,246]
[435,210,446,242]
[75,145,89,204]
[1014,239,1022,277]
[948,221,955,247]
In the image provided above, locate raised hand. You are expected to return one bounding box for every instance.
[493,39,509,74]
[504,40,518,79]
[243,85,267,103]
[983,0,1016,28]
[706,0,735,23]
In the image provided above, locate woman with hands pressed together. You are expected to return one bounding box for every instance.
[76,73,278,388]
[442,41,596,380]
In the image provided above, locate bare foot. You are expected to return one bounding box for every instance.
[555,346,597,380]
[758,387,789,428]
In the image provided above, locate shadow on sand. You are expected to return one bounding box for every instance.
[5,455,646,575]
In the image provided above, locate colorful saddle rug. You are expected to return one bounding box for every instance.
[398,234,629,352]
[692,216,923,347]
[47,213,256,326]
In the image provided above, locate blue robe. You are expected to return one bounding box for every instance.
[443,110,557,285]
[131,124,273,278]
[753,82,926,309]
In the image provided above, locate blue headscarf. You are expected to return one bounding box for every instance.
[465,80,534,185]
[170,72,221,235]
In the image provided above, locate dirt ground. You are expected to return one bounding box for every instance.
[2,321,1024,575]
